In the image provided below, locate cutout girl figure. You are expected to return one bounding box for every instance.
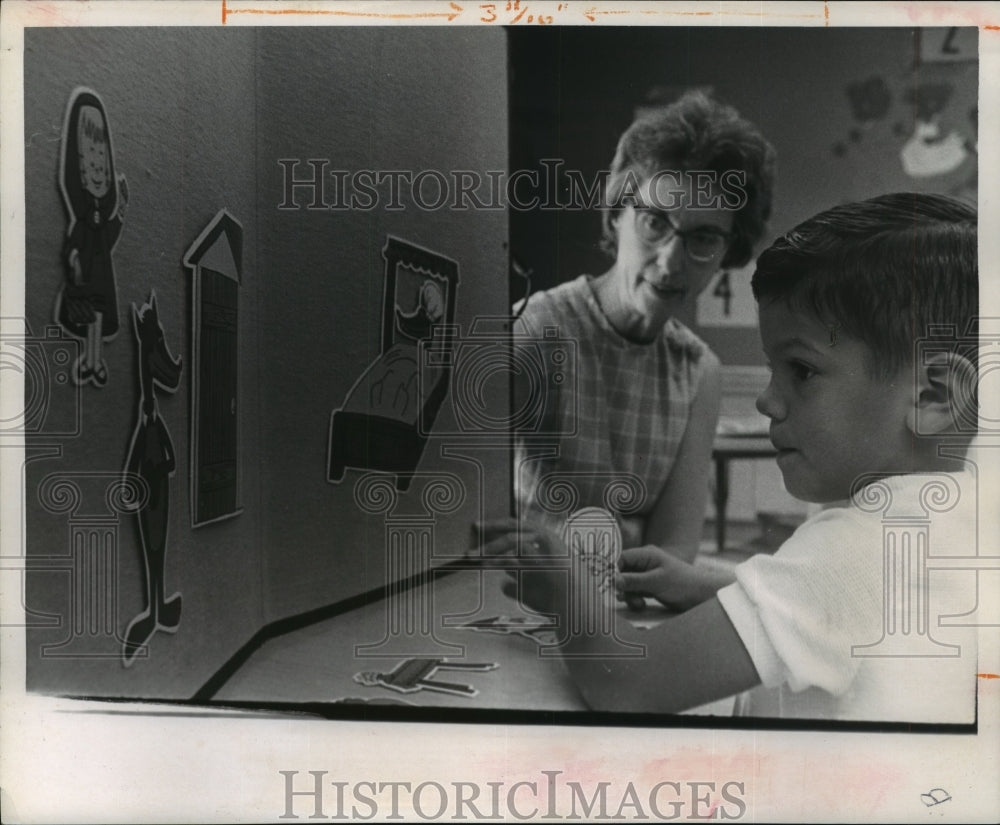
[55,88,128,387]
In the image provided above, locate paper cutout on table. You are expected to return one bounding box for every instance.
[566,506,646,612]
[122,291,183,667]
[182,209,244,527]
[563,506,622,599]
[353,658,498,697]
[459,614,558,642]
[54,87,128,388]
[328,237,459,491]
[538,508,645,659]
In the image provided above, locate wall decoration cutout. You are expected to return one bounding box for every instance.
[122,291,183,666]
[832,75,893,157]
[54,87,128,388]
[328,237,459,492]
[182,210,244,527]
[831,67,976,189]
[900,82,970,178]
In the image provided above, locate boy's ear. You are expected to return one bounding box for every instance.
[907,351,977,436]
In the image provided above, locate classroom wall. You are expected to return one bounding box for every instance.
[23,28,263,697]
[254,27,510,622]
[21,26,510,696]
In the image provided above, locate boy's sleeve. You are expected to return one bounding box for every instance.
[715,582,789,687]
[716,508,881,696]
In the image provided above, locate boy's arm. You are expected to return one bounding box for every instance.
[480,520,761,714]
[563,597,761,714]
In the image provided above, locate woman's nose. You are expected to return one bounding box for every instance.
[756,378,786,421]
[655,235,686,273]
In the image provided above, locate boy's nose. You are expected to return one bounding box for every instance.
[756,378,786,421]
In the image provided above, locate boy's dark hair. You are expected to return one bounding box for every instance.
[752,192,978,379]
[601,90,777,269]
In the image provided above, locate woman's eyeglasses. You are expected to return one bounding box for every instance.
[631,205,732,263]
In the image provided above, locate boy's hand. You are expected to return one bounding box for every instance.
[617,545,737,612]
[615,545,692,611]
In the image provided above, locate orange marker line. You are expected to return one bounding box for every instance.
[222,1,463,24]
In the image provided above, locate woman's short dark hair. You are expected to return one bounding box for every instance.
[751,192,978,379]
[601,90,777,269]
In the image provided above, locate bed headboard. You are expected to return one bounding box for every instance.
[381,236,459,355]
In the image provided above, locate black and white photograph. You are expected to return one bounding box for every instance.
[1,1,998,822]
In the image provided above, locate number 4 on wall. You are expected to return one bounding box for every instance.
[713,271,733,317]
[696,264,757,328]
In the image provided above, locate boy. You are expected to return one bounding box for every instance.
[480,192,979,722]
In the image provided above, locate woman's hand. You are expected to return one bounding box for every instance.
[475,518,570,613]
[477,518,569,612]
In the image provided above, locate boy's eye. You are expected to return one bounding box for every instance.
[790,361,816,381]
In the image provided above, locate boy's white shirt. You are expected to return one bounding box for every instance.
[717,469,979,723]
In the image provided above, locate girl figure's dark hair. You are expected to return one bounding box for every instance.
[752,192,978,379]
[60,88,119,224]
[601,89,777,269]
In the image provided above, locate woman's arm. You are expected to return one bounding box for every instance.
[643,353,722,563]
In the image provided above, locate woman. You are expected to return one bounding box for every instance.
[513,90,776,564]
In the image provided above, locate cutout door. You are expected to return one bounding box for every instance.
[183,210,244,526]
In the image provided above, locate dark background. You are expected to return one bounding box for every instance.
[508,26,978,365]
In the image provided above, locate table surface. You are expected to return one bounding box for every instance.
[214,567,735,717]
